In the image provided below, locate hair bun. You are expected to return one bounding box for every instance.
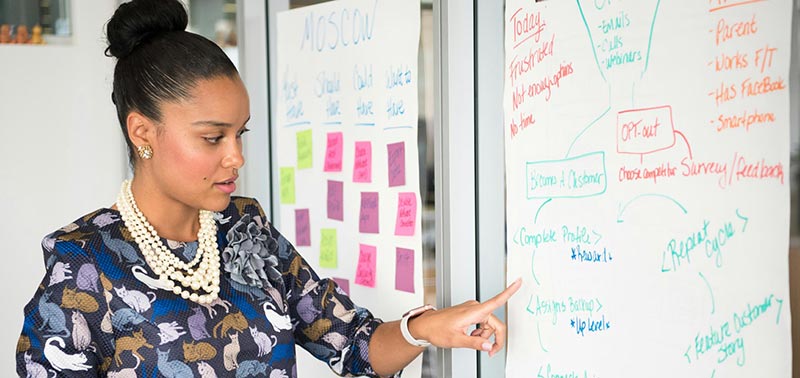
[105,0,189,59]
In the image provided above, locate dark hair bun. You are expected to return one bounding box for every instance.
[105,0,189,59]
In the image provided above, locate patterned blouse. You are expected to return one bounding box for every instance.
[16,197,391,378]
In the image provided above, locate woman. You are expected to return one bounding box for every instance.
[15,0,520,376]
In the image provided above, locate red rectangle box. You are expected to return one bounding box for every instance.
[616,105,675,155]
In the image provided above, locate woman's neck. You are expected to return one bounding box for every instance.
[129,175,201,242]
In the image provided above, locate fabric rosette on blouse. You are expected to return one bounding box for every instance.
[222,214,282,289]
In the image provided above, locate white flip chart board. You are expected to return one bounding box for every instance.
[504,1,793,377]
[275,0,423,376]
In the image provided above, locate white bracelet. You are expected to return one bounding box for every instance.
[400,304,436,347]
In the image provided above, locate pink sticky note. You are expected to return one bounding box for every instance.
[394,192,417,236]
[295,209,311,246]
[387,142,406,187]
[359,192,380,234]
[327,180,344,221]
[353,141,372,183]
[333,277,350,295]
[395,248,414,293]
[324,132,344,172]
[355,244,377,288]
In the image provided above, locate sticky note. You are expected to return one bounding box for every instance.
[355,244,377,288]
[387,142,406,187]
[279,167,295,204]
[395,192,417,236]
[327,180,344,221]
[295,209,311,246]
[359,192,380,234]
[297,129,313,169]
[324,132,344,172]
[353,141,372,183]
[333,277,350,295]
[319,229,337,268]
[395,248,414,293]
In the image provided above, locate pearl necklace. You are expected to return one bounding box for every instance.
[116,180,220,304]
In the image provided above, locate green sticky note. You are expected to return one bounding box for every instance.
[297,129,313,169]
[319,228,338,268]
[280,167,295,204]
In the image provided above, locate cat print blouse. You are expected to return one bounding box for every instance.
[16,197,394,378]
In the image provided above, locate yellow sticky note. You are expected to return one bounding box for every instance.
[319,228,337,268]
[280,167,295,204]
[297,129,313,169]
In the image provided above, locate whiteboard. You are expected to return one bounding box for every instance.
[275,1,423,377]
[503,1,793,377]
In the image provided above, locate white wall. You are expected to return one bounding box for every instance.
[0,1,125,373]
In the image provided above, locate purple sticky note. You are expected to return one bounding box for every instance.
[394,192,417,236]
[333,277,350,295]
[327,180,344,221]
[295,209,311,246]
[324,132,344,172]
[387,142,406,187]
[359,192,380,234]
[353,141,372,183]
[395,248,414,293]
[355,244,377,288]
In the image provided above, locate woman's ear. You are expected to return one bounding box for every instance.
[126,111,155,147]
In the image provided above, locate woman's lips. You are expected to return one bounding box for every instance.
[214,177,237,194]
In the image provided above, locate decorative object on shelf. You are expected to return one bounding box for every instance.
[13,25,30,44]
[31,24,45,44]
[0,25,11,44]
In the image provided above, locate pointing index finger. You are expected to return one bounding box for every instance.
[481,278,522,312]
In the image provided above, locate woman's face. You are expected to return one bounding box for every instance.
[146,75,250,212]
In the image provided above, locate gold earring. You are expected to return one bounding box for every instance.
[137,145,153,160]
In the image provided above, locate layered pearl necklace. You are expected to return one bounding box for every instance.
[116,180,220,304]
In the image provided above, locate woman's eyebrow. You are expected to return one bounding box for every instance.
[192,120,232,127]
[192,116,251,128]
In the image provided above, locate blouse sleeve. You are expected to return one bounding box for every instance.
[246,199,398,378]
[16,233,113,377]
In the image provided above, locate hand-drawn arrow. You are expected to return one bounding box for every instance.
[576,0,606,83]
[534,199,553,224]
[674,130,694,160]
[537,321,549,353]
[531,249,540,286]
[592,230,602,245]
[565,105,611,159]
[699,272,715,315]
[736,208,749,233]
[526,295,537,316]
[641,0,662,78]
[617,193,687,223]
